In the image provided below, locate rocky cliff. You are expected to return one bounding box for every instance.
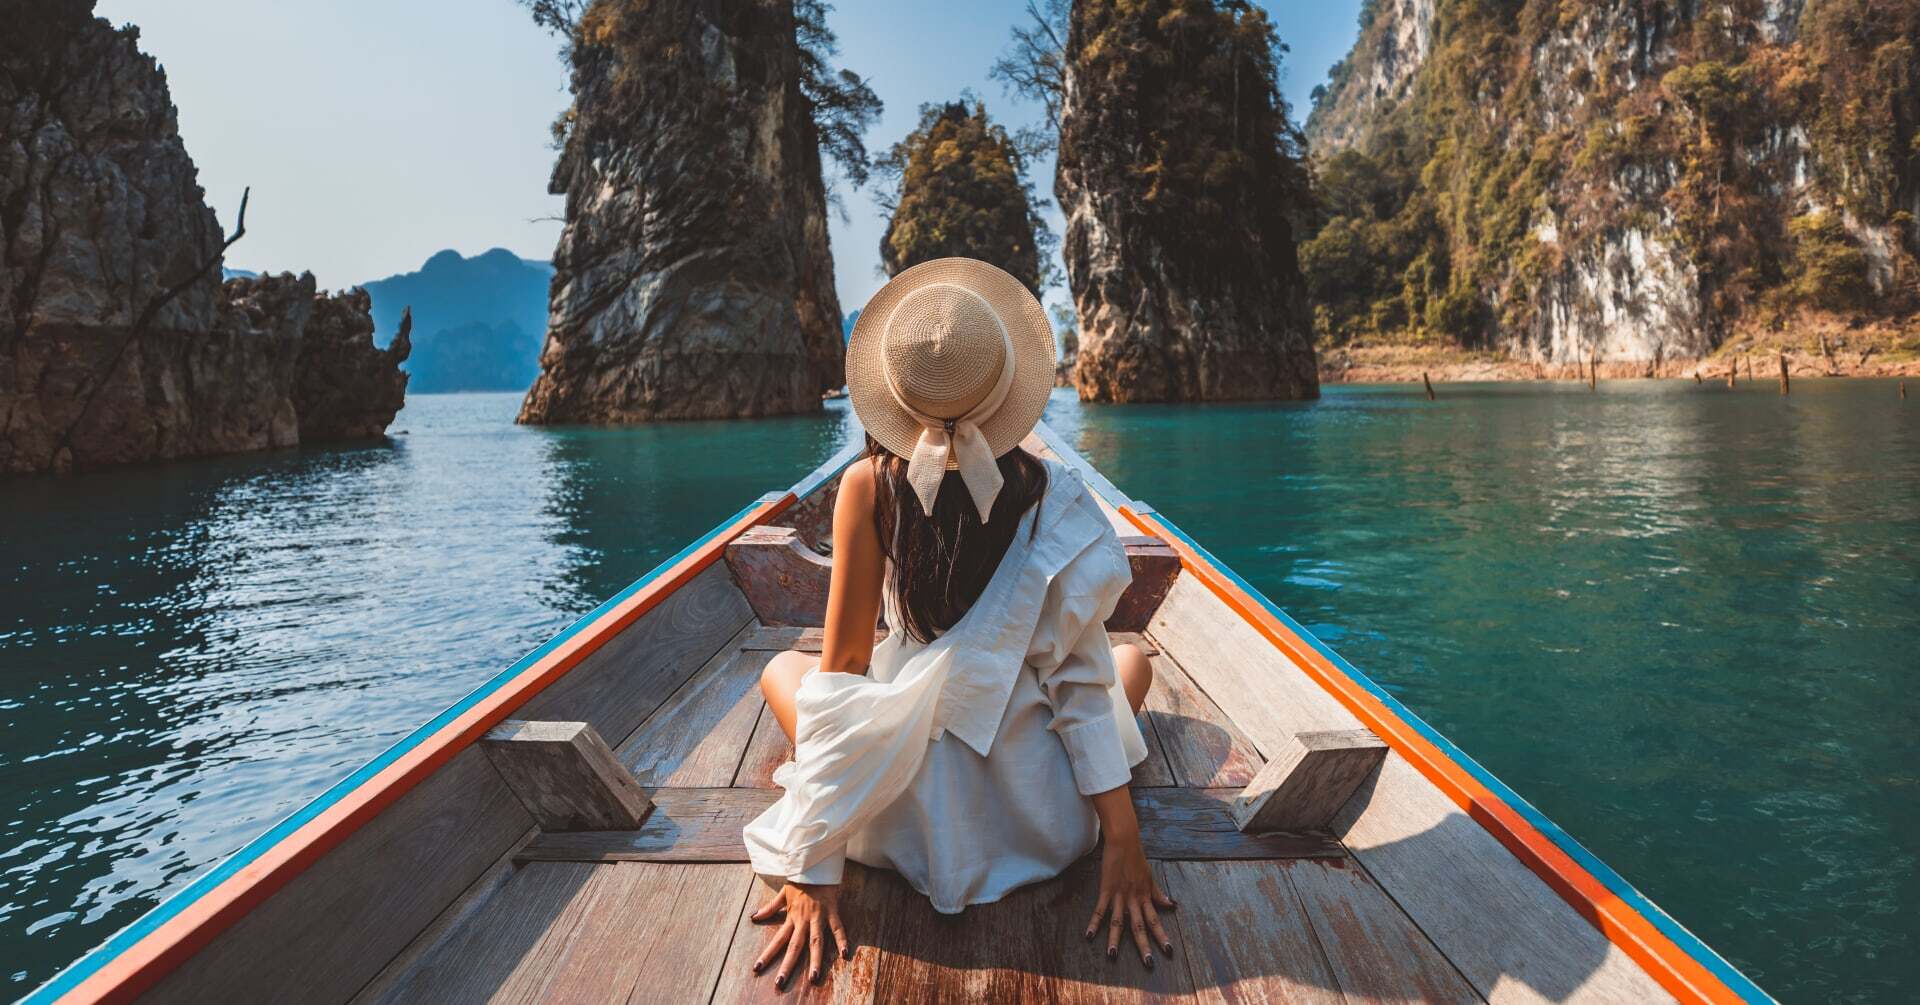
[1055,0,1319,402]
[518,0,858,424]
[1303,0,1919,363]
[0,1,409,474]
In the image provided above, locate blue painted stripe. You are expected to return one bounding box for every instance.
[27,495,774,1004]
[1145,514,1772,1004]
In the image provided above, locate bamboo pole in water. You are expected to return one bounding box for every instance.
[1902,381,1908,400]
[1778,353,1790,395]
[1423,372,1435,400]
[1727,364,1736,388]
[1588,351,1597,391]
[1694,370,1702,384]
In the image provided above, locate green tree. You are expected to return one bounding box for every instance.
[876,99,1056,295]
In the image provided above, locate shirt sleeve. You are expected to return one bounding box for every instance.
[788,845,845,885]
[1028,517,1141,796]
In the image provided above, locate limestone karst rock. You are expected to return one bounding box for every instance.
[879,100,1051,295]
[1053,0,1319,403]
[1302,0,1920,362]
[0,0,409,474]
[518,0,860,424]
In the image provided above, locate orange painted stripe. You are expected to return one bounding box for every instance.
[57,493,795,1005]
[1121,505,1744,1005]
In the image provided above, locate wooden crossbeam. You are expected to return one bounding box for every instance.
[725,526,1182,632]
[480,720,651,832]
[1233,729,1388,833]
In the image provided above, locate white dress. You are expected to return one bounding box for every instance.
[742,459,1148,912]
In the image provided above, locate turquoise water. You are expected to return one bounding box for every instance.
[2,383,1915,999]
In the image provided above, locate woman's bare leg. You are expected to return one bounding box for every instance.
[760,649,818,743]
[1113,642,1153,714]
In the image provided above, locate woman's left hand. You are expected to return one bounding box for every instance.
[750,881,849,989]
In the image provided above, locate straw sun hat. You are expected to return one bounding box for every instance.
[846,257,1057,523]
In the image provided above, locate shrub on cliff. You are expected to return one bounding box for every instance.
[876,99,1054,295]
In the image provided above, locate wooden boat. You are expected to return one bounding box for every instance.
[29,422,1770,1004]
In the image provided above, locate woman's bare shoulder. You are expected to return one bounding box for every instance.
[834,455,879,525]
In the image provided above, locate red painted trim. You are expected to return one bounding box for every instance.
[1120,505,1744,1005]
[60,493,797,1005]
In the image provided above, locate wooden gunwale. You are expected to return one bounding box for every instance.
[32,441,868,1005]
[1029,417,1766,1004]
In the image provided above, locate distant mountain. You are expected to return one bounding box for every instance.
[221,267,257,280]
[842,308,859,343]
[359,248,552,393]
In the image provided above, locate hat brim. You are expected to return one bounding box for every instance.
[846,258,1057,466]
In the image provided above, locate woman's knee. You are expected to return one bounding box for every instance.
[759,649,813,702]
[1113,642,1153,712]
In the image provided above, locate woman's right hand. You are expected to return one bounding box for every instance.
[750,881,850,989]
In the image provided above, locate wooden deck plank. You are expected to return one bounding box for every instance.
[350,832,534,1003]
[1159,859,1346,1005]
[544,863,751,1004]
[617,645,772,787]
[518,788,1340,865]
[1335,755,1677,1004]
[1141,653,1264,789]
[739,626,1154,655]
[1146,577,1364,759]
[734,703,791,789]
[520,562,755,750]
[358,861,601,1004]
[1130,710,1179,788]
[867,858,1195,1002]
[1286,857,1483,1004]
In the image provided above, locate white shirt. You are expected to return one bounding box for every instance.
[742,459,1148,912]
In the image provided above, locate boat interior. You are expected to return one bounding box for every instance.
[102,427,1738,1004]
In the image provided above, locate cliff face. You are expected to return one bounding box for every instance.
[1304,0,1920,364]
[519,0,846,424]
[0,1,408,474]
[1056,0,1319,403]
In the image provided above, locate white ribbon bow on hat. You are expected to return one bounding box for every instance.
[882,319,1018,522]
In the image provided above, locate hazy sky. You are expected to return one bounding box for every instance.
[96,0,1364,318]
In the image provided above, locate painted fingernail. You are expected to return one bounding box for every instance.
[1145,954,1156,970]
[775,973,790,990]
[810,969,821,984]
[751,961,764,974]
[1162,941,1174,954]
[842,945,853,959]
[1106,946,1117,960]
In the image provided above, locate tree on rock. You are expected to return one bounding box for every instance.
[1002,0,1319,402]
[517,0,878,424]
[877,99,1055,296]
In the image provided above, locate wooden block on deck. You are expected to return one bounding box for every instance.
[1233,729,1387,833]
[481,720,651,832]
[1109,535,1181,632]
[726,525,836,628]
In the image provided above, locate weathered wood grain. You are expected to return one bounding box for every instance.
[1130,712,1178,789]
[617,647,773,787]
[727,526,839,628]
[1130,788,1344,861]
[1108,537,1180,633]
[1233,729,1387,833]
[740,626,1154,655]
[517,788,780,864]
[1285,857,1483,1004]
[522,561,755,748]
[1334,754,1677,1004]
[734,704,793,789]
[1146,577,1364,756]
[517,788,1338,866]
[1159,859,1345,1005]
[146,747,535,1004]
[1141,653,1264,789]
[350,834,534,1004]
[482,720,651,831]
[711,866,900,1004]
[869,858,1196,1001]
[359,861,750,1004]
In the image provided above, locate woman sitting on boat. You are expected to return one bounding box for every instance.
[742,258,1174,989]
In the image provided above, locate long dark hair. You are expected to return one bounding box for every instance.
[867,433,1048,643]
